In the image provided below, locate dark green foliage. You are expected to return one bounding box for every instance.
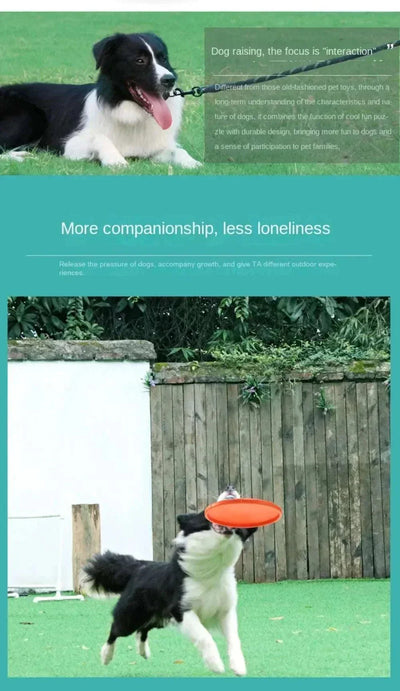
[8,297,104,340]
[8,296,389,368]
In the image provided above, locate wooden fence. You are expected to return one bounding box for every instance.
[150,371,390,581]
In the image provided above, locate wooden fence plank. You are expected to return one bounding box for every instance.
[162,385,175,559]
[270,383,287,581]
[282,384,296,579]
[378,381,390,576]
[345,382,362,578]
[260,394,276,582]
[356,383,374,577]
[195,384,208,511]
[227,384,243,579]
[239,399,254,582]
[227,384,241,490]
[216,384,229,492]
[173,386,186,520]
[302,383,320,580]
[324,383,339,578]
[249,405,265,582]
[313,383,330,578]
[206,384,219,504]
[335,382,351,577]
[293,383,308,580]
[367,382,385,578]
[183,384,197,513]
[150,386,164,561]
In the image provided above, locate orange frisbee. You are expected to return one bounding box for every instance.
[205,498,282,529]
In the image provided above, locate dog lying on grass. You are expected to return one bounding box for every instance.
[0,32,200,169]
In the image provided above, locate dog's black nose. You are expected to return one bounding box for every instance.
[160,74,176,89]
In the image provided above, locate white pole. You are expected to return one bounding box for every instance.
[56,514,64,598]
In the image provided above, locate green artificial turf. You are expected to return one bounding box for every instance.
[0,11,399,176]
[8,580,390,677]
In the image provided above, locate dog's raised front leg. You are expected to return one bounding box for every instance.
[179,610,225,673]
[219,607,247,676]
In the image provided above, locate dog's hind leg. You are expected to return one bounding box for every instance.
[101,625,118,665]
[0,89,46,151]
[179,610,225,674]
[0,150,33,162]
[101,601,152,665]
[136,629,151,659]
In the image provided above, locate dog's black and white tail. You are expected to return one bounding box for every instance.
[81,550,145,597]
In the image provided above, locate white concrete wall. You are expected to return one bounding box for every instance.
[8,360,153,591]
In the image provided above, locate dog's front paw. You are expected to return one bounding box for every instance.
[181,157,202,170]
[174,148,202,169]
[230,656,247,676]
[203,644,225,674]
[102,156,128,168]
[204,651,225,674]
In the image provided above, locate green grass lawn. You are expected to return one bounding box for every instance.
[0,11,399,176]
[8,580,390,677]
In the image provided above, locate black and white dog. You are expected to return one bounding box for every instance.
[81,487,256,676]
[0,32,200,168]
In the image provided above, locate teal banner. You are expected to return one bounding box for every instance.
[0,176,397,295]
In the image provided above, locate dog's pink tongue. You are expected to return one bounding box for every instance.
[146,91,172,130]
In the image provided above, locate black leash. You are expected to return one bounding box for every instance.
[171,38,400,98]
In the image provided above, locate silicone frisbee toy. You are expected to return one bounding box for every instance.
[205,498,282,529]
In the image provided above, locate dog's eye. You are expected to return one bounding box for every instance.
[136,57,145,64]
[157,53,166,62]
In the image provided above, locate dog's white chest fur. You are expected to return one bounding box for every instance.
[64,90,199,168]
[179,531,242,623]
[83,90,182,157]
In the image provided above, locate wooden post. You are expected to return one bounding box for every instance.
[72,504,101,593]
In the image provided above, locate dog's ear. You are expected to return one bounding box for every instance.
[177,511,210,535]
[93,33,123,70]
[177,514,189,530]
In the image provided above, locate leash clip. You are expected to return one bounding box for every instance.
[171,86,203,98]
